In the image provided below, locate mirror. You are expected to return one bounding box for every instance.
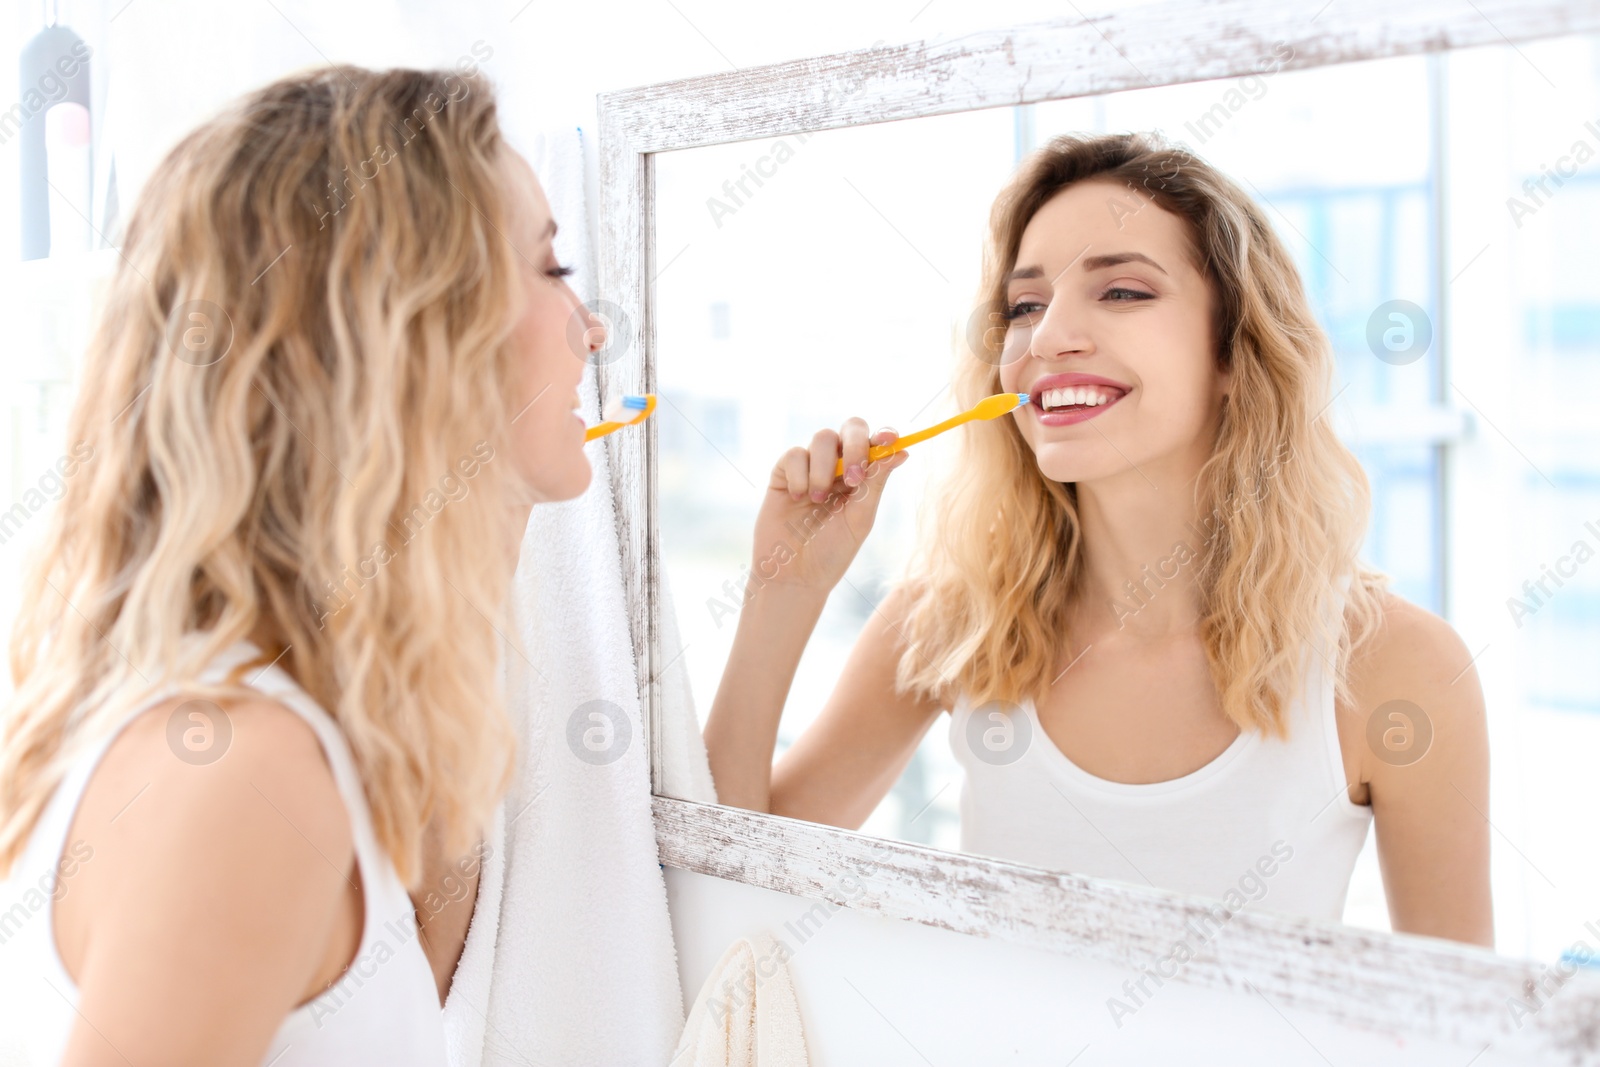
[650,32,1600,968]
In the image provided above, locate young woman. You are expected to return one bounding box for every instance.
[704,132,1492,946]
[0,66,602,1064]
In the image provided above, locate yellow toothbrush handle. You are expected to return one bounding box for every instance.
[831,393,1022,477]
[831,416,962,474]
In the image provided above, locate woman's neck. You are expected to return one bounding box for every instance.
[1071,464,1212,641]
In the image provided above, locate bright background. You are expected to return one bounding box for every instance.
[0,0,1593,967]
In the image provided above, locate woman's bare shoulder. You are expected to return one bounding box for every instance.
[88,690,354,868]
[1347,589,1476,691]
[57,691,356,1063]
[1342,589,1487,785]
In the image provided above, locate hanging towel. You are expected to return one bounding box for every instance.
[657,565,718,803]
[439,124,711,1067]
[671,932,811,1067]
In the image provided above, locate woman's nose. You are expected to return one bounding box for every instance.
[1029,306,1093,361]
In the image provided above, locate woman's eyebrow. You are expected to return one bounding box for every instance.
[1004,251,1167,284]
[1004,265,1045,283]
[1083,251,1167,275]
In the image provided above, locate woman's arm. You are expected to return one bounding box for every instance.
[767,583,946,827]
[703,418,939,822]
[1349,594,1494,947]
[702,580,831,811]
[58,697,358,1066]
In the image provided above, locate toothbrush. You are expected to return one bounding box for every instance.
[585,393,656,442]
[831,392,1030,477]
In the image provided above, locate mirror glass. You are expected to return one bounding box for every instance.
[652,34,1600,965]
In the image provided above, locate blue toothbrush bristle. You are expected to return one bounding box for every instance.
[621,395,648,409]
[1017,392,1030,404]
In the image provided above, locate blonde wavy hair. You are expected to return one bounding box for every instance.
[0,65,529,885]
[895,131,1391,740]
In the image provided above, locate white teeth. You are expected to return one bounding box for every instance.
[1039,385,1120,411]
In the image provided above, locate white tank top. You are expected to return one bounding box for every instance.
[948,577,1372,923]
[2,639,449,1066]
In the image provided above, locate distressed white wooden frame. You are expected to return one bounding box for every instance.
[597,0,1600,1058]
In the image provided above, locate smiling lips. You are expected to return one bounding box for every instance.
[1025,372,1131,426]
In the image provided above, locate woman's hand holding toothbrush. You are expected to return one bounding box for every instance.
[752,417,910,593]
[702,416,906,813]
[705,395,1022,812]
